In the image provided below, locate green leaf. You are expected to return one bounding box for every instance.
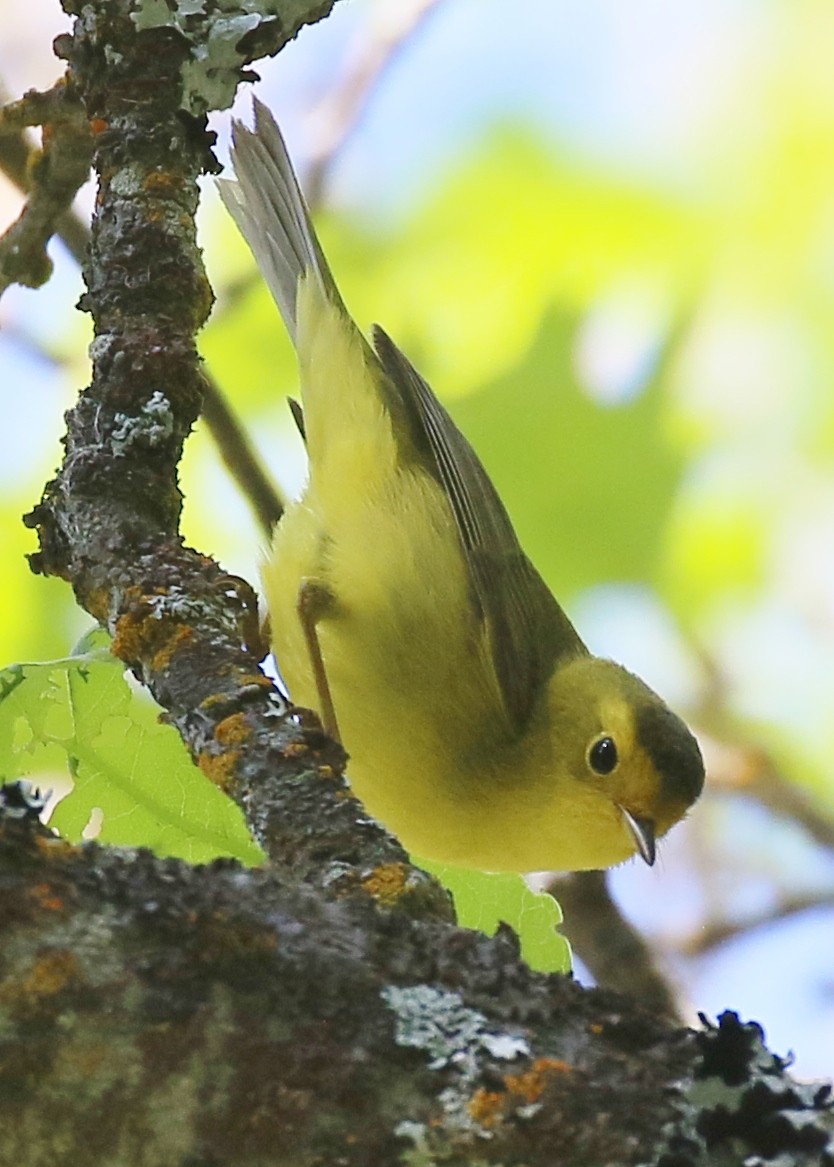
[0,636,262,867]
[416,859,570,974]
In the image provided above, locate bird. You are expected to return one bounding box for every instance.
[218,99,704,873]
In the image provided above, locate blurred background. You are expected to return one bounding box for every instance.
[3,0,834,1077]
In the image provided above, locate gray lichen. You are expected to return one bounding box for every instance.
[382,983,530,1075]
[130,0,334,114]
[112,392,174,454]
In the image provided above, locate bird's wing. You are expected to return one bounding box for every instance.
[374,326,587,734]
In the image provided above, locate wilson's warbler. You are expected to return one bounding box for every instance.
[219,100,704,872]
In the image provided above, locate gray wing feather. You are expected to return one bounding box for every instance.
[218,98,338,343]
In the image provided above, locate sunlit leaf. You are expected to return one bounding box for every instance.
[0,635,262,866]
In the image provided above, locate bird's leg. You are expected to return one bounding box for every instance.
[297,577,341,743]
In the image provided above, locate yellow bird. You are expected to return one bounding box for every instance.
[219,100,704,873]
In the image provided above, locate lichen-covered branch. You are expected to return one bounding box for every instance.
[3,793,831,1167]
[0,84,284,534]
[23,0,369,882]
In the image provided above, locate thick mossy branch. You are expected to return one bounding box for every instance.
[1,800,831,1167]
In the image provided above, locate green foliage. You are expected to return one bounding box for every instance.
[0,633,568,970]
[0,631,262,866]
[450,307,684,599]
[361,132,707,399]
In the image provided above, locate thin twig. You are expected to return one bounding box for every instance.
[703,733,834,854]
[304,0,445,205]
[0,78,89,268]
[547,869,684,1023]
[0,81,92,294]
[199,372,284,535]
[677,889,834,957]
[693,638,834,855]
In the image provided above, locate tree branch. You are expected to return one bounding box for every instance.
[3,789,832,1166]
[549,870,685,1023]
[705,731,834,853]
[0,78,284,537]
[0,81,93,293]
[678,889,834,957]
[199,370,284,536]
[0,77,90,268]
[23,2,323,880]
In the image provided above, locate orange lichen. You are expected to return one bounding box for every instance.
[144,171,182,194]
[150,622,194,672]
[200,693,229,711]
[468,1057,572,1130]
[84,584,111,624]
[199,677,270,714]
[112,593,196,674]
[111,598,157,661]
[89,117,108,135]
[361,863,409,905]
[468,1088,505,1129]
[34,834,78,860]
[504,1057,571,1104]
[29,882,66,913]
[198,748,239,791]
[215,712,252,747]
[21,949,79,998]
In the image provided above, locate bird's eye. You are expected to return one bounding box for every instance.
[588,735,618,775]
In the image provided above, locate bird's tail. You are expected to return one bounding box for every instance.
[218,99,340,345]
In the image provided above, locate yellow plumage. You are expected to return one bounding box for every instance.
[220,100,704,872]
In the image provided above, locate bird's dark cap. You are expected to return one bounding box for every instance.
[636,703,705,808]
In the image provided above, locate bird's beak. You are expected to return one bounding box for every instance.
[619,807,656,866]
